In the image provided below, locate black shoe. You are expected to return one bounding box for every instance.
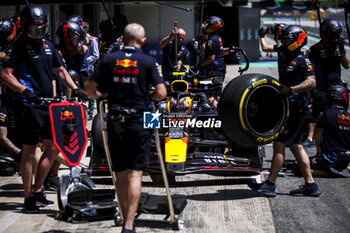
[290,183,322,197]
[24,196,39,213]
[302,139,315,148]
[121,225,135,233]
[247,182,263,191]
[44,175,59,191]
[0,162,16,176]
[33,190,54,207]
[248,181,276,197]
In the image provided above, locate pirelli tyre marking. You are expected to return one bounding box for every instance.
[239,79,289,144]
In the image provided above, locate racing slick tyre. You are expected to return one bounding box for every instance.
[219,73,289,148]
[89,114,109,175]
[92,114,105,154]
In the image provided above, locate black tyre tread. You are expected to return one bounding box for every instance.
[219,73,288,147]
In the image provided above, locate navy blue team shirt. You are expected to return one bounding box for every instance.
[317,105,350,155]
[161,40,189,75]
[90,46,164,111]
[308,41,343,91]
[204,34,225,75]
[278,52,315,109]
[2,38,62,100]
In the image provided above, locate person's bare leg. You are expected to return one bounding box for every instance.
[208,96,215,107]
[33,139,59,192]
[21,144,37,198]
[54,153,69,167]
[54,153,85,172]
[48,160,61,176]
[115,169,143,230]
[208,96,219,109]
[32,146,42,178]
[290,144,314,183]
[266,141,286,183]
[314,127,323,154]
[306,122,315,141]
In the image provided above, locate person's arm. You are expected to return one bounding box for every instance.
[86,39,100,65]
[1,68,27,93]
[340,52,350,69]
[159,27,177,49]
[52,79,57,98]
[75,43,88,55]
[175,60,183,71]
[83,79,102,99]
[291,75,316,94]
[52,66,78,90]
[224,47,230,56]
[151,83,167,101]
[0,126,21,155]
[314,127,324,154]
[199,54,215,67]
[260,37,276,52]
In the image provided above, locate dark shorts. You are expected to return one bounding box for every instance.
[107,117,152,172]
[310,155,350,177]
[276,104,309,146]
[311,91,327,120]
[207,75,225,97]
[14,104,52,145]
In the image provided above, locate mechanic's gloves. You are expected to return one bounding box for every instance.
[72,88,89,101]
[258,27,267,38]
[327,38,345,57]
[277,84,293,98]
[23,88,41,104]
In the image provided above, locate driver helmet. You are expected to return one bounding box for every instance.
[56,21,85,52]
[320,19,343,46]
[278,25,307,52]
[0,18,16,46]
[327,84,349,108]
[203,16,224,35]
[178,97,192,112]
[67,15,84,27]
[20,5,49,40]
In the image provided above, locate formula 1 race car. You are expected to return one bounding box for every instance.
[88,51,289,183]
[89,75,288,183]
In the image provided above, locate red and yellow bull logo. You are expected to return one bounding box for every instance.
[60,111,75,120]
[307,65,314,71]
[338,114,350,121]
[337,114,350,126]
[116,59,138,68]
